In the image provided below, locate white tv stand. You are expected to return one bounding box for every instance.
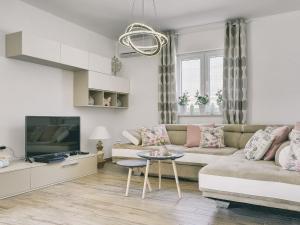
[0,154,97,199]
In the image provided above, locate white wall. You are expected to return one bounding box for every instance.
[177,23,224,55]
[0,0,117,158]
[248,11,300,124]
[116,56,159,141]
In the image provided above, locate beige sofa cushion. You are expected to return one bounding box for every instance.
[200,150,300,185]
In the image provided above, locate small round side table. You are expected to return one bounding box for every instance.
[116,159,152,197]
[137,150,184,199]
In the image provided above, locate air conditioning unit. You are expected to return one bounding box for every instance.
[118,36,155,58]
[119,45,141,58]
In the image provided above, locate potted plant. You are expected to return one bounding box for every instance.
[195,90,209,114]
[178,91,190,114]
[216,89,223,113]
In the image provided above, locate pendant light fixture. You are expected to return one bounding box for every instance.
[119,0,168,56]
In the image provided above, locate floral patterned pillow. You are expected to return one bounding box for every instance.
[140,125,170,146]
[200,127,225,148]
[244,129,275,160]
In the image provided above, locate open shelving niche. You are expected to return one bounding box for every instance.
[88,89,128,108]
[74,70,130,109]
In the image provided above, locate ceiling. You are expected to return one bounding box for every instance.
[21,0,300,40]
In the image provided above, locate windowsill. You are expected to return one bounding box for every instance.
[178,114,222,117]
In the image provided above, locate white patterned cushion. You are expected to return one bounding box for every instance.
[200,127,225,148]
[122,129,141,146]
[140,125,170,146]
[244,130,275,160]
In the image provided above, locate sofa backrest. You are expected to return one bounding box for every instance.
[165,124,282,149]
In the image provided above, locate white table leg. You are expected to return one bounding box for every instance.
[147,178,152,192]
[172,160,182,198]
[142,160,150,199]
[158,160,161,190]
[125,168,132,197]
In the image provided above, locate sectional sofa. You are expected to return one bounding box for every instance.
[112,124,300,212]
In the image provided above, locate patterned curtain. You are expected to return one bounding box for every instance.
[223,18,247,124]
[158,31,177,124]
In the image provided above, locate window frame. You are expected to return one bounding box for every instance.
[177,49,224,115]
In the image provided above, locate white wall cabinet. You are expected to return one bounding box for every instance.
[88,71,129,93]
[0,154,97,199]
[6,31,61,64]
[6,31,130,109]
[60,44,89,70]
[74,71,130,108]
[88,53,111,74]
[6,31,109,72]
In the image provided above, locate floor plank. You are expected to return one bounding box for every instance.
[0,162,299,225]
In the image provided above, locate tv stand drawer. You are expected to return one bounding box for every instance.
[31,155,97,189]
[0,169,30,199]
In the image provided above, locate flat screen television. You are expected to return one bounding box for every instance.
[25,116,80,158]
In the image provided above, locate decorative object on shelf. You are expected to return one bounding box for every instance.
[103,97,112,107]
[119,0,168,56]
[178,91,190,114]
[89,126,111,168]
[0,145,12,168]
[111,56,122,75]
[89,95,95,105]
[0,157,9,168]
[195,90,209,114]
[209,102,217,115]
[117,99,122,107]
[216,89,223,106]
[216,89,223,113]
[190,104,195,115]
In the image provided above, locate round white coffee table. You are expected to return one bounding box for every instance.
[137,150,184,199]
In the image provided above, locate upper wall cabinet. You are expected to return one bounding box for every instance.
[88,53,111,75]
[60,44,89,70]
[6,31,61,64]
[6,31,111,72]
[74,71,130,108]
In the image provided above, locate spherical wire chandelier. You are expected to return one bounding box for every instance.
[119,0,168,56]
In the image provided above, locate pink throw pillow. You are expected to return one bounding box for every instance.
[263,126,290,161]
[185,125,201,148]
[185,124,214,148]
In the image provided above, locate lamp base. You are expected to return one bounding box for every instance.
[96,140,105,168]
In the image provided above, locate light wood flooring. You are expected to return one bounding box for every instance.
[0,162,299,225]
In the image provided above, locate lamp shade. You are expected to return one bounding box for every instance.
[89,126,110,140]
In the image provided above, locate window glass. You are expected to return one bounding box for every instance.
[178,50,223,115]
[181,59,201,106]
[209,56,223,106]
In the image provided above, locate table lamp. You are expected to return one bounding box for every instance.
[89,126,110,167]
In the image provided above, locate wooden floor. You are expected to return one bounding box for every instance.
[0,162,299,225]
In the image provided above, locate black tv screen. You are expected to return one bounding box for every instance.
[25,116,80,158]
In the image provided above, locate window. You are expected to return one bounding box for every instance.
[177,50,223,115]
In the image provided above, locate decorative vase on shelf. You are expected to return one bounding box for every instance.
[190,104,194,115]
[89,95,95,105]
[199,105,206,114]
[179,105,187,114]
